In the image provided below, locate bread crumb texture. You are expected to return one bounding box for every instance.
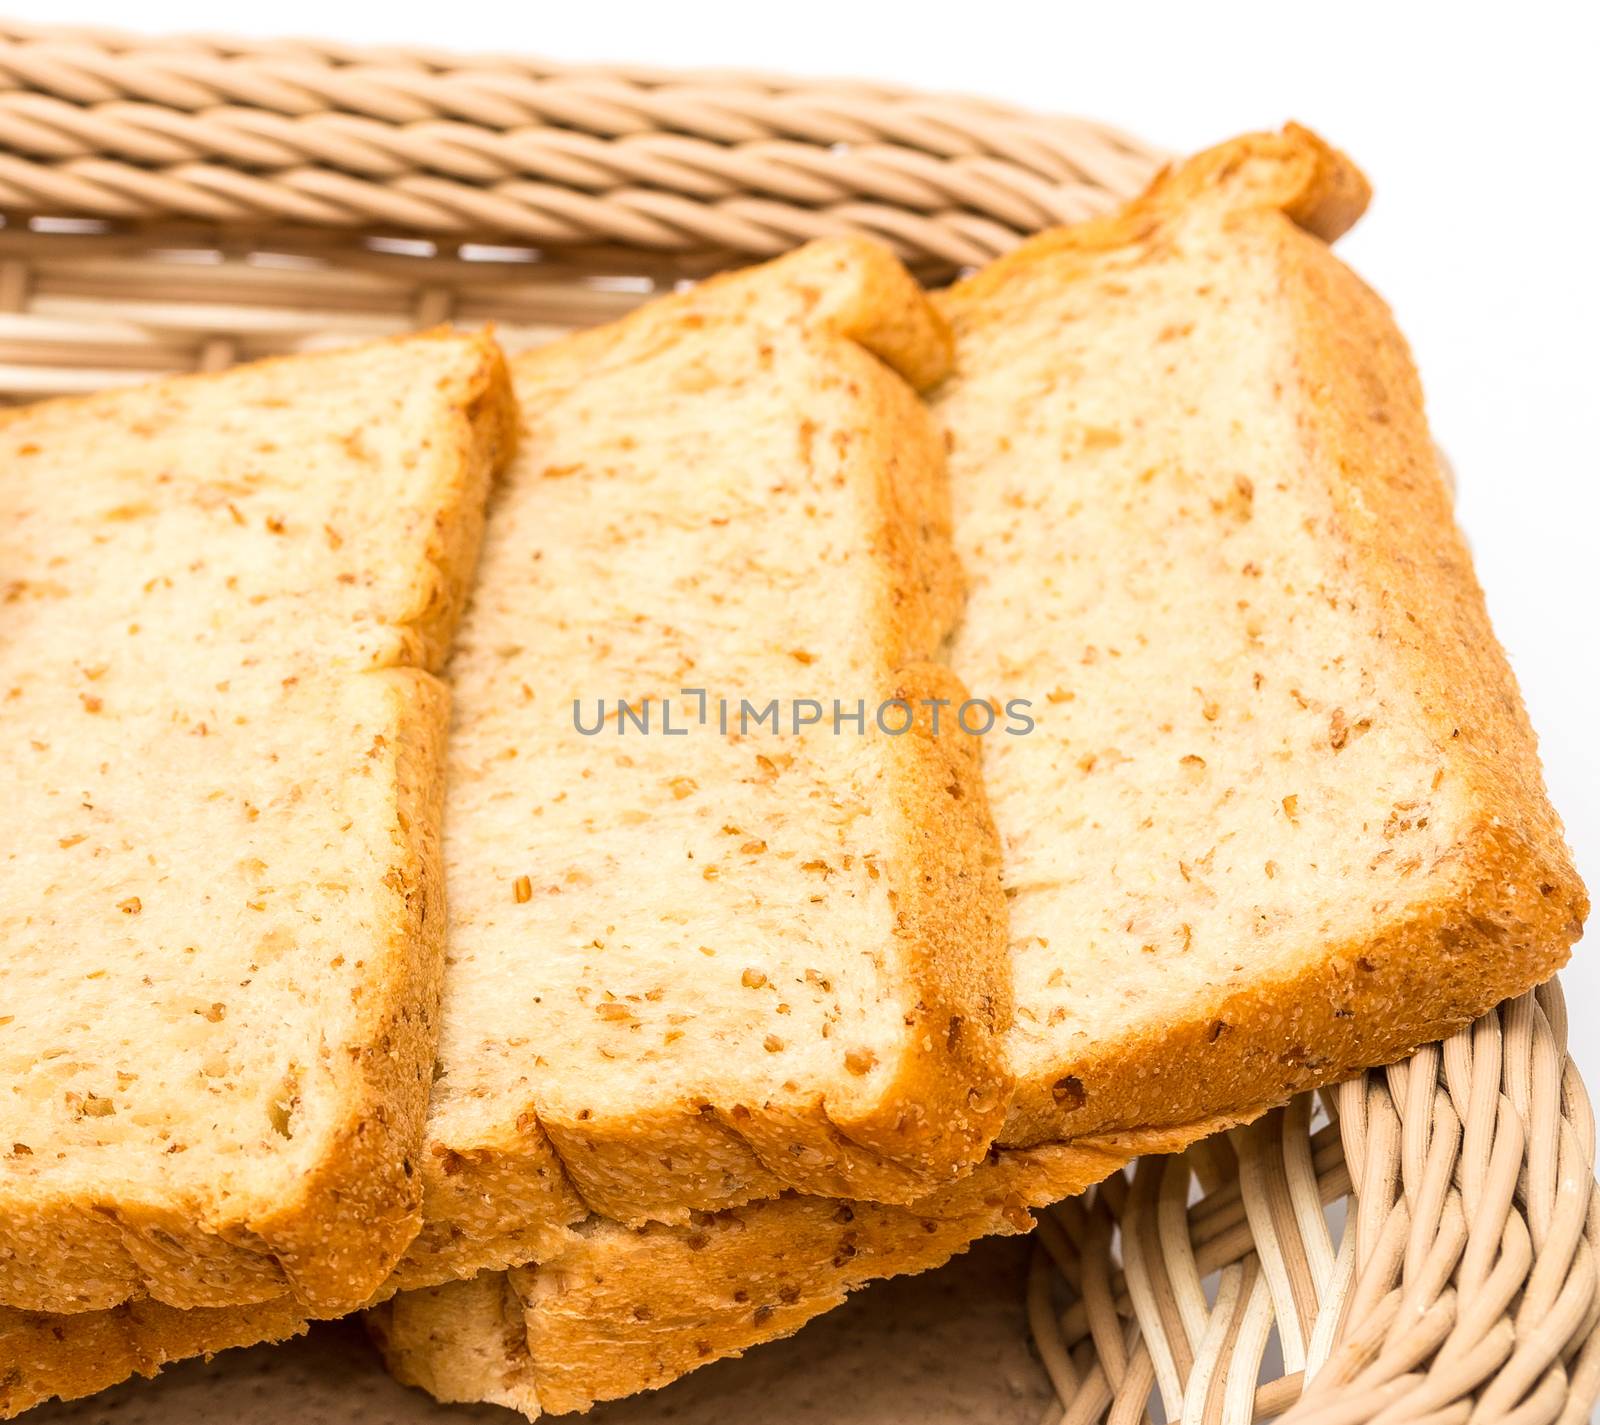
[425,237,1011,1229]
[937,124,1586,1144]
[0,331,515,1318]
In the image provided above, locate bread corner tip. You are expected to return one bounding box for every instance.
[1138,122,1370,245]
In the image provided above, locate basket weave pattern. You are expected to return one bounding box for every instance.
[1030,982,1600,1424]
[0,22,1160,261]
[0,21,1593,1425]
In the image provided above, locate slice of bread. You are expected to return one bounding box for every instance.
[944,123,1581,1146]
[0,332,516,1319]
[370,1230,1054,1424]
[426,238,1009,1230]
[367,124,1587,1415]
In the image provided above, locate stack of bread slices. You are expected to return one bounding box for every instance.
[0,124,1585,1421]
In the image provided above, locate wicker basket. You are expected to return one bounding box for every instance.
[0,21,1593,1425]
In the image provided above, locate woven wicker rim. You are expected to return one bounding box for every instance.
[0,20,1593,1425]
[0,19,1161,268]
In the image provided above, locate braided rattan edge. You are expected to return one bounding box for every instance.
[0,19,1163,270]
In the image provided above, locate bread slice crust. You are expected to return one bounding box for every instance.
[419,238,1012,1233]
[0,1296,309,1419]
[0,1110,1241,1420]
[937,124,1585,1151]
[372,1111,1249,1416]
[0,332,516,1319]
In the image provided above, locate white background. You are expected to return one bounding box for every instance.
[21,1,1600,1083]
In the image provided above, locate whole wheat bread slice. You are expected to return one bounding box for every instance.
[9,126,1587,1421]
[368,124,1586,1416]
[420,237,1009,1236]
[368,1232,1053,1424]
[0,332,516,1320]
[1,236,1012,1418]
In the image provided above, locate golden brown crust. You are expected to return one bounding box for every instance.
[522,1209,1022,1415]
[0,1296,308,1419]
[944,123,1369,319]
[1143,120,1370,243]
[370,1110,1250,1417]
[0,332,518,1319]
[802,235,956,391]
[451,240,1010,1219]
[240,334,517,1312]
[243,667,451,1311]
[401,330,521,676]
[396,1118,588,1293]
[0,1109,1252,1418]
[810,663,1012,1176]
[939,125,1585,1153]
[1280,214,1584,939]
